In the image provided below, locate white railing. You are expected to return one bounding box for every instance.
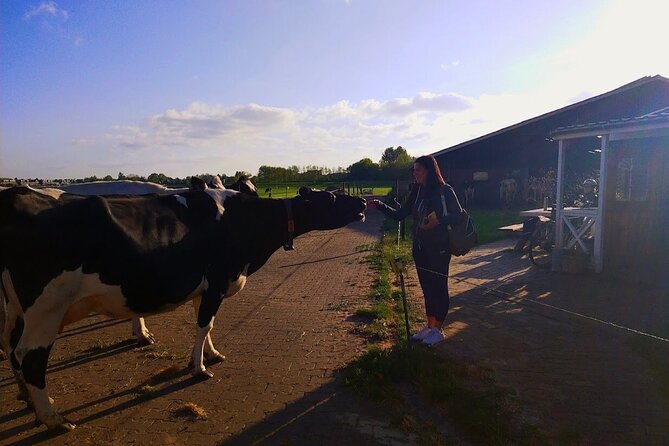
[557,208,598,254]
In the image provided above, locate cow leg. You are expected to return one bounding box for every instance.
[3,314,30,402]
[189,291,224,378]
[1,274,30,401]
[0,290,5,358]
[131,317,156,346]
[191,296,225,363]
[16,312,75,431]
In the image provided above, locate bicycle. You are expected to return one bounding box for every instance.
[528,217,555,269]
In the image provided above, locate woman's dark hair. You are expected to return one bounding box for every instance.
[414,155,446,189]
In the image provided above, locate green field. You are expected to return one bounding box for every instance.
[255,182,392,198]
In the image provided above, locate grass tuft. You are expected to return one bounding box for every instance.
[172,402,208,421]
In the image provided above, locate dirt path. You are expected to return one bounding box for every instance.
[0,213,422,446]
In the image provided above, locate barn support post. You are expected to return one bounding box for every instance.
[552,139,567,271]
[594,134,609,273]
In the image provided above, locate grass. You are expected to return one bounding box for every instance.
[83,338,127,353]
[254,182,393,198]
[468,209,522,245]
[343,208,568,445]
[354,216,415,341]
[172,402,208,421]
[342,344,529,445]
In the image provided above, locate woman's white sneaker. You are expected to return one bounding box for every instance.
[410,326,432,342]
[421,328,444,346]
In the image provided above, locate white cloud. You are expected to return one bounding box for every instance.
[440,61,460,71]
[76,79,630,175]
[95,93,472,158]
[24,1,69,20]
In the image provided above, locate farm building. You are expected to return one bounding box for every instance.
[550,106,669,288]
[431,75,669,208]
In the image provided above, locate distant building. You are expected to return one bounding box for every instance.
[431,75,669,208]
[551,106,669,287]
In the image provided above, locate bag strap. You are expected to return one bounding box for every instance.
[440,186,449,217]
[437,185,453,230]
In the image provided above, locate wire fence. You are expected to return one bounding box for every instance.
[410,264,669,343]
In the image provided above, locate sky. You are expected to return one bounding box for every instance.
[1,0,668,179]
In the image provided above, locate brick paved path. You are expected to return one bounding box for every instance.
[5,215,666,445]
[0,212,422,446]
[417,240,669,446]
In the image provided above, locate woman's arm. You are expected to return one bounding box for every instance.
[373,186,417,222]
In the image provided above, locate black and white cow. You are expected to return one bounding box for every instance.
[0,185,366,431]
[226,176,259,197]
[57,175,254,346]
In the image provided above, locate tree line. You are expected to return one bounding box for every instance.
[14,146,415,186]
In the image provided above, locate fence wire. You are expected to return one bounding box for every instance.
[411,265,669,344]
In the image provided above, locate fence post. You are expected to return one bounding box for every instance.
[396,179,406,240]
[392,257,412,349]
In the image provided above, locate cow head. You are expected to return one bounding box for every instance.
[293,187,366,231]
[226,176,259,197]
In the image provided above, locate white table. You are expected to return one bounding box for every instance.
[520,207,598,254]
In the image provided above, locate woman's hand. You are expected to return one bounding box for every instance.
[419,212,439,230]
[366,199,382,209]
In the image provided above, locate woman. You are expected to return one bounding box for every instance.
[368,155,463,345]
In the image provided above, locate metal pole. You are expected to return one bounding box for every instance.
[394,258,412,349]
[553,139,566,271]
[594,134,609,273]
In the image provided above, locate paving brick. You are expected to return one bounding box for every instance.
[0,213,399,446]
[405,238,669,445]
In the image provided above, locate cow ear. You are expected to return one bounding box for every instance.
[298,186,311,197]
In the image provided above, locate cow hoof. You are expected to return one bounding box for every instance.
[191,368,214,380]
[48,420,76,432]
[136,336,155,347]
[57,421,77,432]
[204,352,226,364]
[36,416,76,432]
[133,331,156,346]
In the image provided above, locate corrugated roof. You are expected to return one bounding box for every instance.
[431,75,669,157]
[551,105,669,136]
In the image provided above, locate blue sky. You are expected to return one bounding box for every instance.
[1,0,667,179]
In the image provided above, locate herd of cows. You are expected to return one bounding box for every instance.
[0,176,367,432]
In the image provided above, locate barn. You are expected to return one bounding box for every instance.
[431,75,669,208]
[550,106,669,288]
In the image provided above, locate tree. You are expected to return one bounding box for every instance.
[102,175,113,181]
[380,146,413,166]
[257,165,289,183]
[117,172,126,180]
[379,146,414,180]
[348,158,379,180]
[147,172,167,184]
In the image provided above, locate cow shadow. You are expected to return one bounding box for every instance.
[0,338,138,391]
[0,366,203,445]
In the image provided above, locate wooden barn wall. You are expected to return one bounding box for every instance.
[435,79,669,208]
[603,137,669,288]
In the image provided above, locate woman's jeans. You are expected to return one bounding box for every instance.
[413,243,452,322]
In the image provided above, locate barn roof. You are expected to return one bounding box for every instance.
[431,75,669,157]
[551,105,669,136]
